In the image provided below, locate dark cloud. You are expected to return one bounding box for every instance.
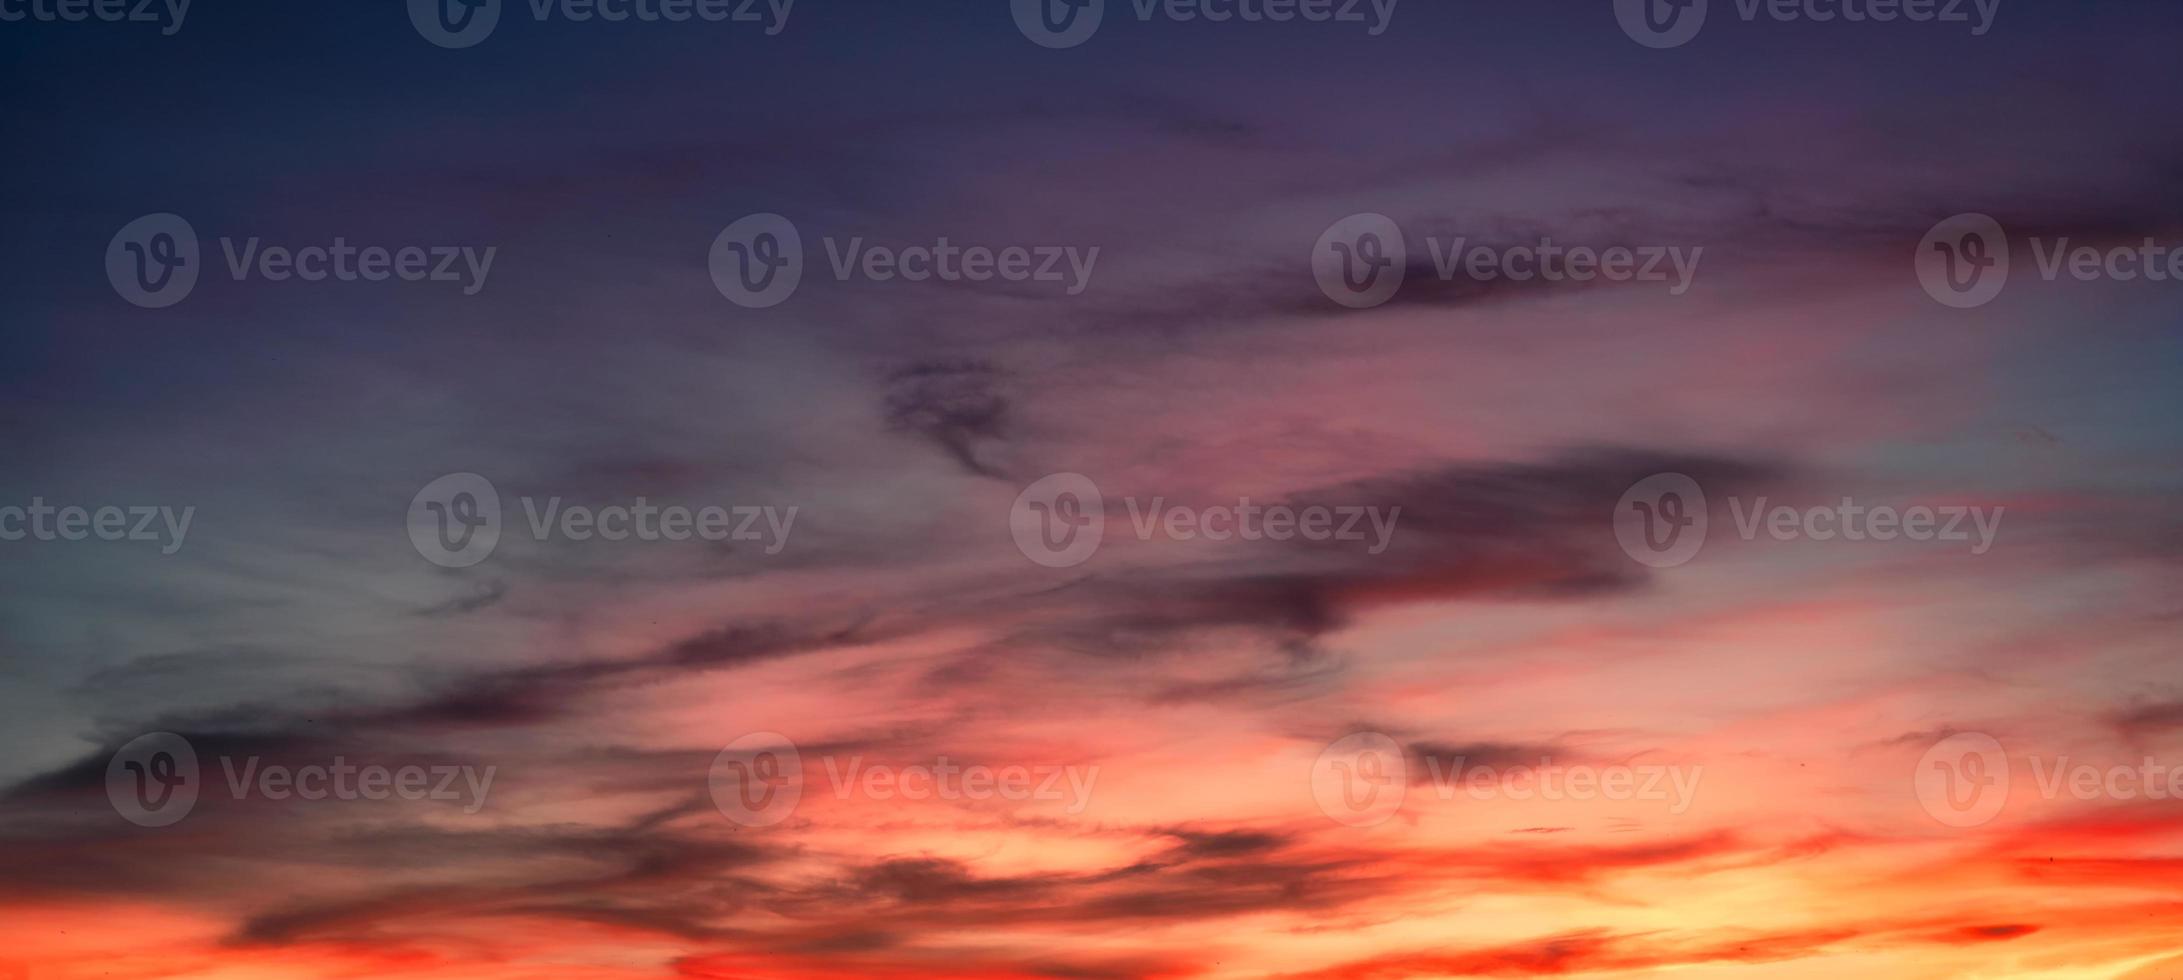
[1009,447,1782,662]
[883,360,1013,480]
[1157,828,1293,861]
[2112,700,2183,740]
[415,578,508,616]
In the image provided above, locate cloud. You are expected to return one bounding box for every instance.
[883,360,1013,480]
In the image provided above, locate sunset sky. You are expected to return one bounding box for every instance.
[5,1,2183,978]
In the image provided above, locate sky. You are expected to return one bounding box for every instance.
[4,0,2183,977]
